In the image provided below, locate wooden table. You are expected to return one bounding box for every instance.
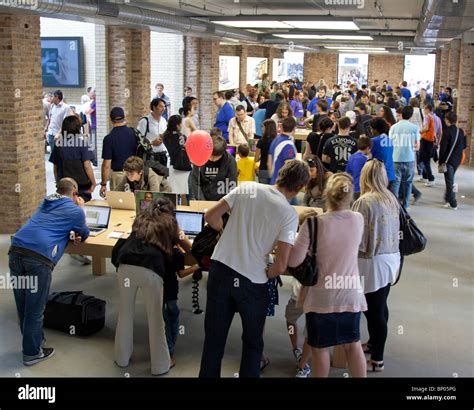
[294,128,311,141]
[66,200,322,275]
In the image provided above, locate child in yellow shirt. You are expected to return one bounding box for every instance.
[237,144,257,182]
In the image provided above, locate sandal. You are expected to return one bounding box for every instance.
[260,357,270,371]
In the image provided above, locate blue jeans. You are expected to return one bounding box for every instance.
[444,164,458,208]
[199,261,270,378]
[47,134,55,151]
[163,300,180,357]
[257,169,270,185]
[8,252,52,360]
[392,161,414,208]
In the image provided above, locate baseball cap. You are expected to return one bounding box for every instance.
[110,107,125,122]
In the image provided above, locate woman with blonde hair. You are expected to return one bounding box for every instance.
[352,159,400,373]
[288,173,367,378]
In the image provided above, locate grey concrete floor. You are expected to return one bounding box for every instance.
[0,159,472,378]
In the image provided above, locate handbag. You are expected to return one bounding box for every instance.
[191,213,230,270]
[288,216,319,287]
[399,205,427,256]
[438,127,459,174]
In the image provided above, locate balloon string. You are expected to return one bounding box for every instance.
[197,166,200,201]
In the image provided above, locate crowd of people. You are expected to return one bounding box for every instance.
[8,75,467,379]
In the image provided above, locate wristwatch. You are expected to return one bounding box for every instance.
[100,182,107,186]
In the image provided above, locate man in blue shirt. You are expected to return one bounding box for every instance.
[400,81,412,103]
[388,106,421,208]
[253,108,266,138]
[213,91,234,142]
[346,136,372,198]
[155,83,171,120]
[307,88,332,116]
[100,107,138,197]
[9,178,89,366]
[369,117,397,192]
[268,117,297,185]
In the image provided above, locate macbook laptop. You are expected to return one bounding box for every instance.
[84,205,111,237]
[175,210,204,240]
[106,191,136,210]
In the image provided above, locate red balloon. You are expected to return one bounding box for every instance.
[185,130,213,167]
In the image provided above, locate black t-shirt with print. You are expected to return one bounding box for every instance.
[322,134,358,173]
[203,156,224,180]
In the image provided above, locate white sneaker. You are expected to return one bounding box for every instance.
[295,364,311,378]
[416,177,427,183]
[425,181,435,187]
[443,203,457,210]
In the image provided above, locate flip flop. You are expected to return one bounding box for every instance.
[260,357,270,371]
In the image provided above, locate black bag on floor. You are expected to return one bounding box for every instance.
[43,291,106,336]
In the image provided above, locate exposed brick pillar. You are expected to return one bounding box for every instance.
[199,39,220,131]
[184,36,200,97]
[304,53,338,86]
[131,29,151,124]
[184,37,219,131]
[0,14,45,234]
[266,47,277,83]
[108,27,150,128]
[238,45,248,90]
[434,49,442,96]
[448,39,462,112]
[457,42,474,165]
[439,46,449,89]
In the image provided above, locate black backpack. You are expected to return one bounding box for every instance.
[132,124,169,177]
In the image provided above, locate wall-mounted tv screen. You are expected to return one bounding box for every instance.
[41,37,84,87]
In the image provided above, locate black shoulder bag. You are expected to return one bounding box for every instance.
[288,217,319,286]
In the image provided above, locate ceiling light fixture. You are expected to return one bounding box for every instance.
[324,46,386,50]
[273,34,373,40]
[282,21,359,30]
[212,20,292,29]
[338,49,389,53]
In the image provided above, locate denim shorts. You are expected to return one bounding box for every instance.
[306,311,361,348]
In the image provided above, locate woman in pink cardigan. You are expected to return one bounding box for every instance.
[288,173,367,377]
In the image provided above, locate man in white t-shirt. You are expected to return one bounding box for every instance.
[137,97,169,166]
[199,160,310,378]
[46,90,73,151]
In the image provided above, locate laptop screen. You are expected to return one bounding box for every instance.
[135,191,178,213]
[175,211,204,236]
[84,206,111,228]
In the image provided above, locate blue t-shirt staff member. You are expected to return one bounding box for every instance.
[268,117,297,185]
[100,107,138,198]
[213,91,234,142]
[8,178,90,366]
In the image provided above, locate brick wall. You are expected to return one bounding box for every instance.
[0,14,45,233]
[238,45,248,90]
[368,54,404,86]
[40,17,96,105]
[303,53,338,85]
[439,47,449,88]
[108,27,150,128]
[131,29,151,124]
[94,24,109,169]
[434,49,442,95]
[457,42,474,164]
[184,37,219,131]
[150,32,184,116]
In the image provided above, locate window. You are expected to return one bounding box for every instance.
[404,55,436,97]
